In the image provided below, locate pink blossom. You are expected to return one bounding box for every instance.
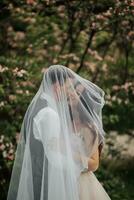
[7,154,14,161]
[0,65,9,73]
[0,144,5,151]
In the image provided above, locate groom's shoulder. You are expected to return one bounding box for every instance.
[34,106,58,123]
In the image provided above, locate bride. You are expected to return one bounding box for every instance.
[7,65,111,200]
[68,81,111,199]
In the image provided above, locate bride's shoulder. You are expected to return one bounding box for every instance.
[81,126,90,133]
[80,125,93,140]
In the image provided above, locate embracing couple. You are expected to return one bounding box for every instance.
[7,65,111,200]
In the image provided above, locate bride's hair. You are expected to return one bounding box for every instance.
[78,93,104,158]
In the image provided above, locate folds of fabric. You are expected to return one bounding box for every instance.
[78,171,111,200]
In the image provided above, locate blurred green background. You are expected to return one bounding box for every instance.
[0,0,134,199]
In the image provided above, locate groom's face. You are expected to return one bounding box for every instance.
[65,78,80,106]
[52,77,74,102]
[52,77,81,105]
[52,81,65,101]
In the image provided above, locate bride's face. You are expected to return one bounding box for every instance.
[75,83,85,95]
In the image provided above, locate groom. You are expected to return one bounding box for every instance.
[27,66,73,200]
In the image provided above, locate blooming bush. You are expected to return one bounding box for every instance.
[0,0,134,199]
[0,134,17,199]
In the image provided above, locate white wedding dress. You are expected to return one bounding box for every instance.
[78,171,111,200]
[77,126,111,200]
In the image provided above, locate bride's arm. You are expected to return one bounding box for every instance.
[87,148,99,172]
[80,148,99,172]
[85,128,100,172]
[73,147,99,172]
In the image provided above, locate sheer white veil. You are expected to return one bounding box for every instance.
[7,64,106,200]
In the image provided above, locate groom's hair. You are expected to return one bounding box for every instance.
[50,68,67,86]
[45,66,74,86]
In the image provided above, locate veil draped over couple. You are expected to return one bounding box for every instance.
[7,65,111,200]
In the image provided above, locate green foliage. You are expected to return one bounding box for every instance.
[96,163,134,200]
[0,0,134,199]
